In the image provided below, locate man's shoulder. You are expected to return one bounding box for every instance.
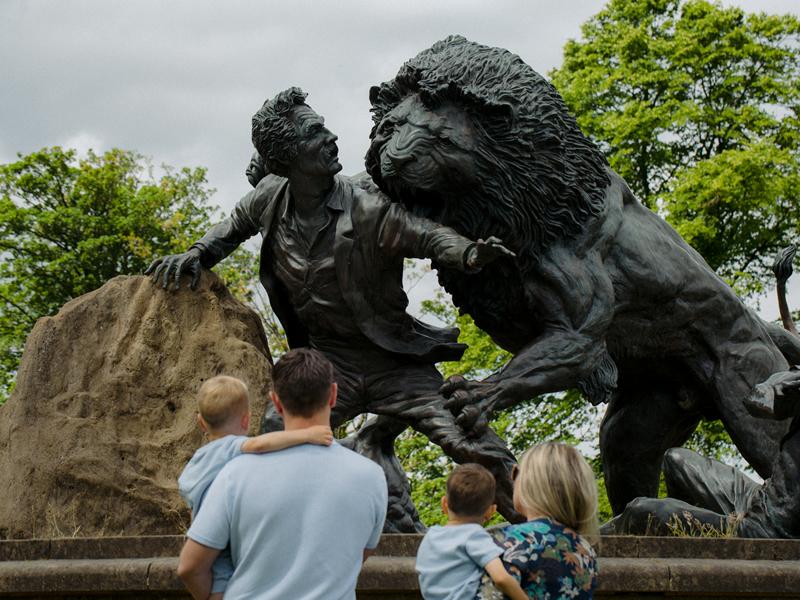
[330,442,386,479]
[253,173,288,196]
[239,174,288,217]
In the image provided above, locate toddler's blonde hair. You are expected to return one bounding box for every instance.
[515,442,599,542]
[197,375,250,430]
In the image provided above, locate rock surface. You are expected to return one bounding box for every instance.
[0,271,272,539]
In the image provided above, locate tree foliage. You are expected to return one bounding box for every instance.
[550,0,800,295]
[0,147,255,403]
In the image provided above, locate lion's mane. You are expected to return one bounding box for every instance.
[366,35,611,264]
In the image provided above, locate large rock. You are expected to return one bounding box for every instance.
[0,271,272,539]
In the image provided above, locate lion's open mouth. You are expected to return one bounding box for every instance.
[382,176,447,222]
[378,148,450,222]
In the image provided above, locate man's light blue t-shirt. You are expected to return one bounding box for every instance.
[187,441,388,600]
[415,523,503,600]
[178,434,249,515]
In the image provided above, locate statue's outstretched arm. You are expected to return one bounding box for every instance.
[376,198,513,271]
[146,184,270,290]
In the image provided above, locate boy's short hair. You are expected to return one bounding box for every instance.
[197,375,250,429]
[271,348,335,418]
[446,463,496,517]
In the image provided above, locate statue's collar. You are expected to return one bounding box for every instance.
[280,175,345,223]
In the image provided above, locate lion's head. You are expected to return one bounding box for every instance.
[365,35,610,264]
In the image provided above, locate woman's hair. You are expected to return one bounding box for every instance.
[515,442,599,542]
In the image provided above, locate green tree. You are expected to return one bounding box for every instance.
[549,0,800,296]
[0,147,255,403]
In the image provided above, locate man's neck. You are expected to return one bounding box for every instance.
[283,412,331,431]
[288,174,335,220]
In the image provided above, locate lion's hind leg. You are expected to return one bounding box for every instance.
[600,379,702,516]
[711,342,789,479]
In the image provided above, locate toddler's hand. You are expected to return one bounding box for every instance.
[308,425,334,446]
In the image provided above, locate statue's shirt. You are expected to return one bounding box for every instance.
[191,173,469,363]
[269,190,368,347]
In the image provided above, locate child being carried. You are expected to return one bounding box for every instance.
[415,463,527,600]
[178,375,333,599]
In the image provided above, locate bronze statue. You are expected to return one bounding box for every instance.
[147,87,519,532]
[363,35,800,515]
[148,37,799,533]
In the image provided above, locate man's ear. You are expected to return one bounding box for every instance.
[270,391,285,415]
[328,382,337,409]
[197,413,210,434]
[441,495,449,516]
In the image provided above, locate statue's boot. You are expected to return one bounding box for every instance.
[340,416,426,533]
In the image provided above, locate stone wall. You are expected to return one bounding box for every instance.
[1,535,799,599]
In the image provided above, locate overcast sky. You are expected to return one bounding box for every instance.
[2,0,798,317]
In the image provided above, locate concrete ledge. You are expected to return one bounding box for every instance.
[5,534,799,561]
[0,536,183,562]
[600,536,800,561]
[1,536,799,599]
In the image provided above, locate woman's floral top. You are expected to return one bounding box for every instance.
[476,518,597,600]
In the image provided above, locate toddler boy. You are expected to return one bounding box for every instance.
[415,463,526,600]
[178,375,332,599]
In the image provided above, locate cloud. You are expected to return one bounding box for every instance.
[58,132,105,158]
[1,0,615,211]
[2,0,797,317]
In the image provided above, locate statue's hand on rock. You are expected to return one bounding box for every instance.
[465,236,515,271]
[145,248,202,291]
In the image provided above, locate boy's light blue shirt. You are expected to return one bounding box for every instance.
[178,434,248,594]
[178,434,249,515]
[187,441,388,600]
[416,523,503,600]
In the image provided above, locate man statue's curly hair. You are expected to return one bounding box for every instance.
[251,87,308,177]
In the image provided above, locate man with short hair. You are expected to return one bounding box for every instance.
[177,348,388,600]
[148,87,519,529]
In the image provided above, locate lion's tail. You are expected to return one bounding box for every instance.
[773,245,797,336]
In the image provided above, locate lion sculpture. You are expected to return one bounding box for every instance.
[363,35,800,514]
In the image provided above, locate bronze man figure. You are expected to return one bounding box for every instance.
[147,87,518,531]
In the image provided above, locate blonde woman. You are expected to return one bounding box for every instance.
[479,443,599,599]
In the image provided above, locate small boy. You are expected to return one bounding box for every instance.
[415,463,527,600]
[178,375,333,599]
